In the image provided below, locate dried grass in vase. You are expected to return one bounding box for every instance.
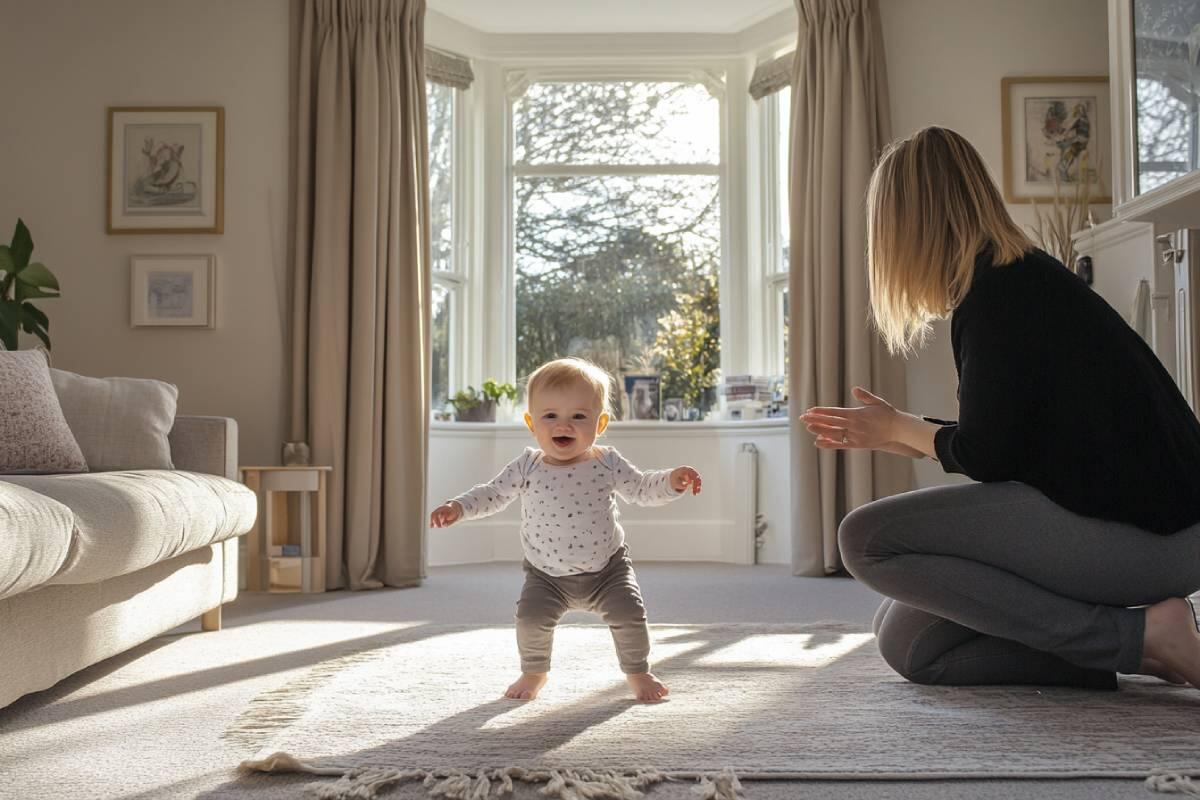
[1028,151,1098,272]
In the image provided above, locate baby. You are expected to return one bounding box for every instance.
[430,357,701,703]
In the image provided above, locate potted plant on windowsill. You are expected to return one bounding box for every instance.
[450,379,518,422]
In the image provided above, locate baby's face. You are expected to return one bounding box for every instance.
[524,381,608,464]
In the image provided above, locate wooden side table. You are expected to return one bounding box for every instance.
[240,465,332,593]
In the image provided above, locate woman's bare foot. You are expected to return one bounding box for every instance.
[1137,657,1188,685]
[1140,598,1200,690]
[505,672,548,700]
[626,672,669,703]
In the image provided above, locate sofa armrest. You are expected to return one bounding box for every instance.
[168,416,239,480]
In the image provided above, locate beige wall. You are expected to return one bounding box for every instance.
[879,0,1110,487]
[0,0,291,467]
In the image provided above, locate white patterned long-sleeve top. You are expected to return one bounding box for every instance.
[448,446,682,576]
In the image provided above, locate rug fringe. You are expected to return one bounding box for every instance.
[239,755,738,799]
[1148,773,1200,796]
[692,768,744,800]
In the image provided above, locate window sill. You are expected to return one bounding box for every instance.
[432,417,789,436]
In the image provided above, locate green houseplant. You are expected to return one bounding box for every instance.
[0,219,60,351]
[450,378,518,422]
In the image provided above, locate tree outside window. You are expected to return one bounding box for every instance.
[513,80,722,417]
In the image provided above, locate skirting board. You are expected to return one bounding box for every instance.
[427,519,766,566]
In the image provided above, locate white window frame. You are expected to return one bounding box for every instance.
[759,87,790,377]
[498,63,737,388]
[431,82,473,403]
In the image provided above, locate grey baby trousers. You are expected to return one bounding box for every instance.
[516,545,651,674]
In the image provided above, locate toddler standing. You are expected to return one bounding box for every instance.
[430,357,701,702]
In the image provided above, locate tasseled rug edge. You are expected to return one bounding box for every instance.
[239,753,1200,799]
[238,753,745,799]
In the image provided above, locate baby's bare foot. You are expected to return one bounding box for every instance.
[1141,598,1200,690]
[505,672,548,700]
[626,672,669,703]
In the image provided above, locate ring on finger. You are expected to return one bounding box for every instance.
[840,429,849,444]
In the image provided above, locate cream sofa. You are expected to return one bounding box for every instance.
[0,416,257,709]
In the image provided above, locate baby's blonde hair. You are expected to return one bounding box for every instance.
[866,126,1034,354]
[524,357,613,417]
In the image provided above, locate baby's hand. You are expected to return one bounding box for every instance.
[430,501,463,528]
[670,466,702,495]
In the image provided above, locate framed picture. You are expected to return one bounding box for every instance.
[1001,76,1111,204]
[663,397,685,422]
[108,107,224,233]
[130,255,216,328]
[623,374,661,421]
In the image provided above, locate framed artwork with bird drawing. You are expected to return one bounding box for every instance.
[107,107,224,234]
[1000,77,1111,204]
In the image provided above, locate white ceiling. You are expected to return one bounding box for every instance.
[427,0,793,34]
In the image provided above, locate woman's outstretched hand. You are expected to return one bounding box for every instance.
[800,386,899,451]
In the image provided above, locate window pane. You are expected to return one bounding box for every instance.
[780,286,789,376]
[514,82,720,166]
[427,80,454,273]
[515,173,721,416]
[1132,0,1200,194]
[432,283,451,410]
[777,87,791,273]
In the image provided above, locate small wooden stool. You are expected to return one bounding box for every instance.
[240,465,331,593]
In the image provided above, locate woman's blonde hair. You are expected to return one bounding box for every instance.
[524,357,613,417]
[866,126,1034,354]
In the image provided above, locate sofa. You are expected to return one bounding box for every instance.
[0,415,257,709]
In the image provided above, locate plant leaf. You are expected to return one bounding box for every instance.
[15,282,58,302]
[22,302,48,330]
[0,245,12,276]
[0,299,20,351]
[16,262,58,291]
[17,303,51,350]
[9,219,32,272]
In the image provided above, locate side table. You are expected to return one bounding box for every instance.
[240,465,332,593]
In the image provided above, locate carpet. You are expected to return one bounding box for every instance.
[226,622,1200,798]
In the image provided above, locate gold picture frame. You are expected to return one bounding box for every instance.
[1001,76,1111,204]
[107,106,224,234]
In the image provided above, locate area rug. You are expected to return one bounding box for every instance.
[231,623,1200,798]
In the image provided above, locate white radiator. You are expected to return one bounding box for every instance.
[735,443,760,565]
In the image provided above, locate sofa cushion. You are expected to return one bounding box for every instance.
[0,470,256,585]
[0,350,88,474]
[50,369,178,471]
[0,481,74,600]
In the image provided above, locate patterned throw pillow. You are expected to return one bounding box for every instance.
[0,350,88,474]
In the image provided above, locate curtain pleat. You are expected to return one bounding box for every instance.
[290,0,430,589]
[788,0,912,575]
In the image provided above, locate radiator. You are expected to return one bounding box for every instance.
[735,443,762,565]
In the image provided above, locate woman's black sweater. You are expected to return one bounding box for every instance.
[933,248,1200,534]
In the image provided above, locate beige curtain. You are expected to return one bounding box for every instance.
[788,0,912,576]
[289,0,430,590]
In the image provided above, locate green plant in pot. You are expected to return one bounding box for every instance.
[450,378,518,422]
[0,219,59,351]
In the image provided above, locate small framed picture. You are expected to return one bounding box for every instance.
[663,397,685,422]
[130,255,216,328]
[108,107,224,233]
[1001,76,1111,203]
[623,374,661,421]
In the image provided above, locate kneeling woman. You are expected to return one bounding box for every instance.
[801,127,1200,690]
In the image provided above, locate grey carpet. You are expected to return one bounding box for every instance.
[0,563,1185,799]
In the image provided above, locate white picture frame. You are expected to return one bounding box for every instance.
[108,107,224,234]
[130,254,216,328]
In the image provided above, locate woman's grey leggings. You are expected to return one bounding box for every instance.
[838,482,1200,689]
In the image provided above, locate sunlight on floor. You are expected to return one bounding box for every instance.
[696,632,875,668]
